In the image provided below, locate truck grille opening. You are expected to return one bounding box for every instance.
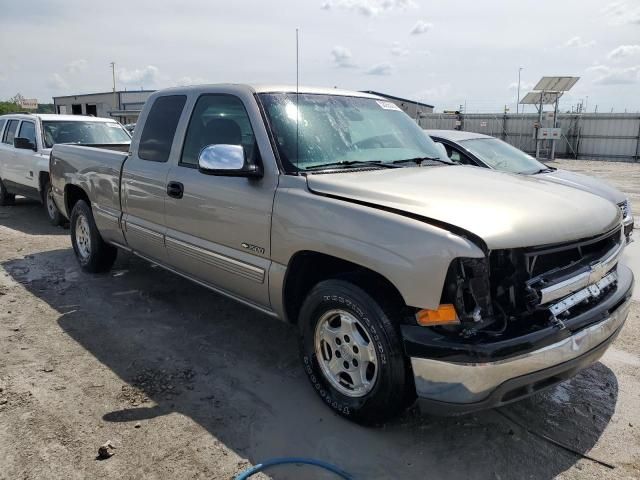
[436,227,623,341]
[490,226,623,318]
[525,227,621,278]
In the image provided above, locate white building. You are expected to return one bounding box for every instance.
[53,90,155,124]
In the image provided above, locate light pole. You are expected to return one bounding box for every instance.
[516,66,523,114]
[110,62,117,109]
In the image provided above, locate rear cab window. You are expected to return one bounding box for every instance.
[0,119,6,139]
[138,95,187,162]
[41,120,130,147]
[2,120,20,145]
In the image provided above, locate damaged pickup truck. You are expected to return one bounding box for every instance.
[49,85,634,424]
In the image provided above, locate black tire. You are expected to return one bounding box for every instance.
[299,279,411,425]
[70,199,117,273]
[44,181,65,226]
[0,178,16,206]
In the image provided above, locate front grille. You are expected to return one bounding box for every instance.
[525,227,621,278]
[488,227,623,315]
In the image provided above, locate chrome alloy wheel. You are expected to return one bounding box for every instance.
[46,187,57,219]
[75,213,92,260]
[314,309,379,397]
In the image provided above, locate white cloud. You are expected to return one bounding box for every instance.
[365,62,393,75]
[321,0,416,17]
[410,20,432,35]
[175,76,207,86]
[414,83,452,101]
[602,1,640,25]
[118,65,160,87]
[507,81,534,91]
[562,36,596,48]
[47,73,68,90]
[608,45,640,60]
[0,72,7,82]
[331,46,356,68]
[65,59,88,74]
[587,64,640,85]
[390,42,409,57]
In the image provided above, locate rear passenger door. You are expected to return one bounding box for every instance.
[121,95,187,263]
[13,120,39,190]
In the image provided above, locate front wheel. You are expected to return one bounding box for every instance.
[299,279,412,425]
[44,181,65,226]
[70,200,117,273]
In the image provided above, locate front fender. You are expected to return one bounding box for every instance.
[271,177,485,311]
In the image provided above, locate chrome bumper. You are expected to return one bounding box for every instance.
[411,265,633,408]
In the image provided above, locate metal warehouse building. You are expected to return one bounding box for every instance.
[52,90,154,124]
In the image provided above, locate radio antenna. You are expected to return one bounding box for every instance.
[296,28,300,169]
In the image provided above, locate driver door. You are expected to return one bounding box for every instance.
[164,93,277,307]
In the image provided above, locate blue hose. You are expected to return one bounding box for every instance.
[234,457,353,479]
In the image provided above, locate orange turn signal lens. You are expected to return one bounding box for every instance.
[415,304,459,326]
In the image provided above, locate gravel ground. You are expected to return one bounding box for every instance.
[1,159,639,480]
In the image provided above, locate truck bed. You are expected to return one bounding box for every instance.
[50,143,129,224]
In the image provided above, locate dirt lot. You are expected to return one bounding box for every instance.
[1,159,639,480]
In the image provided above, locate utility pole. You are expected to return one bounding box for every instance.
[516,66,523,114]
[110,62,117,109]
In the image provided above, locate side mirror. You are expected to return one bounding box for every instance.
[14,137,36,151]
[198,144,262,178]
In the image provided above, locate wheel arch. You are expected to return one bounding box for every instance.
[281,250,408,325]
[64,184,91,218]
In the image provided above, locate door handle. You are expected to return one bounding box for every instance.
[166,181,184,199]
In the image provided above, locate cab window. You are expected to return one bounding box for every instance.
[18,121,36,146]
[0,119,6,139]
[180,94,257,167]
[138,95,187,162]
[2,120,19,145]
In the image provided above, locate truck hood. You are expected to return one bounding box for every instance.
[305,165,622,250]
[537,169,626,205]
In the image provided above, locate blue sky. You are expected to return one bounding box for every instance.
[1,0,639,112]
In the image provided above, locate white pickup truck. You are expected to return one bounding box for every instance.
[0,113,130,225]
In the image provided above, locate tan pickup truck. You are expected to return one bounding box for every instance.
[50,85,633,424]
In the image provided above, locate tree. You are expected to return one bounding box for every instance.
[0,101,21,115]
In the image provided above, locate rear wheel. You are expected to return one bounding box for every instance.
[44,181,65,226]
[299,279,411,425]
[70,200,117,273]
[0,178,15,206]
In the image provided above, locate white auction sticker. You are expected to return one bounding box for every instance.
[376,100,402,111]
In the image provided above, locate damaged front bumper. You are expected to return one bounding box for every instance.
[403,264,634,414]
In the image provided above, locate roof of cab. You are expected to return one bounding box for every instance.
[0,113,120,123]
[424,129,493,142]
[146,83,384,99]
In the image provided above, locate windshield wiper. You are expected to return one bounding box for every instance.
[531,167,555,174]
[392,156,453,166]
[304,160,398,171]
